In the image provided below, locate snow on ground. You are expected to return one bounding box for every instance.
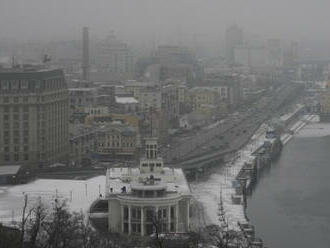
[0,176,105,224]
[191,114,319,231]
[0,114,322,230]
[296,122,330,138]
[191,124,269,231]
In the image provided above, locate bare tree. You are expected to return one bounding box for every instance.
[20,194,33,248]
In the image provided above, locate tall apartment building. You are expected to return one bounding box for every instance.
[94,33,135,81]
[0,67,69,168]
[225,24,243,65]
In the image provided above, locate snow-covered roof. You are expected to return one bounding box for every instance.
[0,165,21,176]
[115,96,138,104]
[106,167,191,196]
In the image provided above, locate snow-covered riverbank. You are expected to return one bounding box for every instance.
[190,114,318,231]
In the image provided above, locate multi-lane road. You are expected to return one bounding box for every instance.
[163,83,303,168]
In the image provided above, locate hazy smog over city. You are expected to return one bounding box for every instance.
[1,1,330,248]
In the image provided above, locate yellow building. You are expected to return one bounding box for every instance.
[190,87,220,113]
[96,124,138,158]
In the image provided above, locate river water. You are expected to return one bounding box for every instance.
[247,123,330,248]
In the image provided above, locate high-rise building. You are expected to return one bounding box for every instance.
[93,33,135,81]
[225,24,243,65]
[0,66,69,168]
[82,27,90,81]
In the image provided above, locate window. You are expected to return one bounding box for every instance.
[123,223,129,234]
[132,207,141,219]
[145,191,154,197]
[146,209,154,221]
[14,154,19,161]
[132,223,141,233]
[3,97,9,103]
[11,80,19,90]
[1,81,9,90]
[21,80,28,89]
[171,206,175,219]
[4,154,10,161]
[24,154,29,161]
[123,206,129,220]
[35,80,40,89]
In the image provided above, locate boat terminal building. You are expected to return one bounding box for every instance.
[94,138,192,236]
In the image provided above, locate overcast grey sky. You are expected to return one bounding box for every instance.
[1,0,329,44]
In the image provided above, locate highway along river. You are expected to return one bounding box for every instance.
[247,122,330,248]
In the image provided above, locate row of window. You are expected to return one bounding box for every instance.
[123,207,175,221]
[4,146,29,152]
[1,93,66,104]
[2,137,29,145]
[0,79,64,91]
[3,153,29,162]
[98,142,134,147]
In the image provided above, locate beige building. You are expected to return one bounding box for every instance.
[0,67,69,168]
[190,87,221,113]
[96,123,139,159]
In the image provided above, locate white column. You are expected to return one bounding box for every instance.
[186,200,190,231]
[141,207,145,236]
[167,205,171,232]
[128,205,131,234]
[155,206,159,233]
[175,204,179,232]
[121,205,124,233]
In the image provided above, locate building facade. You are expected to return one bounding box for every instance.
[0,67,69,168]
[96,123,138,159]
[100,138,191,236]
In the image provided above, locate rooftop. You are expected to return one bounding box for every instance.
[0,165,21,176]
[115,96,138,104]
[105,167,190,197]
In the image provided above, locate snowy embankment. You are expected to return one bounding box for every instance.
[0,176,105,224]
[190,114,318,231]
[190,124,269,231]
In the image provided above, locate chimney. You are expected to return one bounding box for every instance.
[82,27,90,81]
